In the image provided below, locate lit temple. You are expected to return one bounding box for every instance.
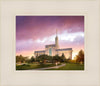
[34,29,72,59]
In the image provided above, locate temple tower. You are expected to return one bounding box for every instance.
[55,29,59,49]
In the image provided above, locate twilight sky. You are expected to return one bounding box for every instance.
[16,16,84,59]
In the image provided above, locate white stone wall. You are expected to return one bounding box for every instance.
[34,47,72,60]
[45,46,56,56]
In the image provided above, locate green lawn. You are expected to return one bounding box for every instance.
[16,63,84,70]
[16,63,56,70]
[47,63,84,70]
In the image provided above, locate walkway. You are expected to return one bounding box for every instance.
[35,63,66,70]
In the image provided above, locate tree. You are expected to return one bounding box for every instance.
[53,55,61,63]
[16,55,25,63]
[36,54,49,64]
[76,50,84,64]
[60,53,66,62]
[30,56,35,63]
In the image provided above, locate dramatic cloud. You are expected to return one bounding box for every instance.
[16,16,84,58]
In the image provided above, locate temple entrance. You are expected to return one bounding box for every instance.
[49,48,52,56]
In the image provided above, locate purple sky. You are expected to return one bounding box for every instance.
[16,16,84,59]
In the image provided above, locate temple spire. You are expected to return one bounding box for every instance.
[56,29,58,36]
[55,29,59,49]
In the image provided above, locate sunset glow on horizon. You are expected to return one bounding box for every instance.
[16,16,84,60]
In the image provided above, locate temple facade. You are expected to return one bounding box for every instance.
[34,30,72,59]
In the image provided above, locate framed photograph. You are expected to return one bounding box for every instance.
[16,16,84,71]
[0,0,100,86]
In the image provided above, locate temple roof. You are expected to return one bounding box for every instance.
[34,50,45,53]
[56,48,72,51]
[45,44,56,48]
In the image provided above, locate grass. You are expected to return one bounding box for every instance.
[47,63,84,70]
[16,63,84,70]
[16,63,56,70]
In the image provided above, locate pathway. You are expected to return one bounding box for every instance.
[35,63,66,70]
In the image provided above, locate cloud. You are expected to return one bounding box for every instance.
[59,31,84,42]
[16,16,84,41]
[16,16,84,56]
[34,31,84,44]
[16,39,34,51]
[16,30,84,53]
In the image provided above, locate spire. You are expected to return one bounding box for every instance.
[55,29,59,49]
[56,29,57,36]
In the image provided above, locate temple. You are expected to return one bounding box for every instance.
[34,29,72,59]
